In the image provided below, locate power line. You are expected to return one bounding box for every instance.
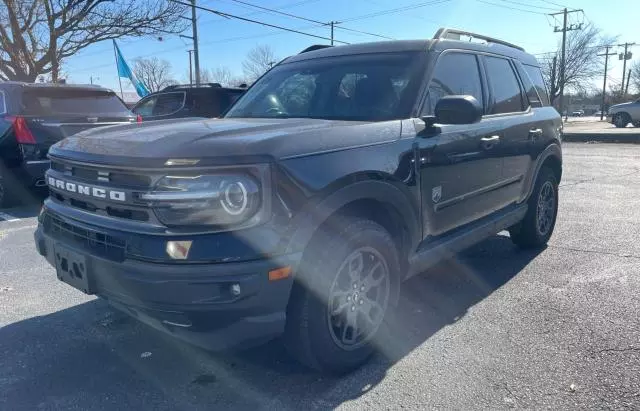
[169,0,350,44]
[224,0,395,40]
[494,0,557,11]
[538,0,569,8]
[341,0,453,23]
[475,0,547,15]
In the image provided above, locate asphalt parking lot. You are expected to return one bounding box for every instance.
[1,143,639,410]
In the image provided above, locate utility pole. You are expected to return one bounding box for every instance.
[549,8,583,117]
[326,21,341,45]
[597,45,616,120]
[625,69,632,95]
[618,42,635,96]
[191,0,200,85]
[187,50,194,85]
[550,56,557,106]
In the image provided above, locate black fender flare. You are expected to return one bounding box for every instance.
[283,180,421,258]
[524,142,562,201]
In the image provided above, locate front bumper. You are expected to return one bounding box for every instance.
[34,213,301,351]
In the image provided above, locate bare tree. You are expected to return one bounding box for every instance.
[541,24,611,106]
[133,57,176,92]
[200,66,246,87]
[0,1,187,82]
[242,45,277,83]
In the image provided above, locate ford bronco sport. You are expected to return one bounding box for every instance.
[34,28,562,374]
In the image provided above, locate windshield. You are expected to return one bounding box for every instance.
[225,52,426,121]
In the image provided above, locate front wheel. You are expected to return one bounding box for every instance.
[613,112,630,128]
[509,167,559,249]
[284,218,400,374]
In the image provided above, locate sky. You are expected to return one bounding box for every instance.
[62,0,640,96]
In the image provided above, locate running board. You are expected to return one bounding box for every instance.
[408,204,528,277]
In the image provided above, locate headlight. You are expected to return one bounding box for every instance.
[140,171,267,228]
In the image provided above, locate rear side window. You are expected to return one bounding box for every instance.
[22,89,130,115]
[0,90,6,114]
[188,91,219,117]
[424,52,484,115]
[523,64,550,106]
[133,92,185,117]
[484,56,524,114]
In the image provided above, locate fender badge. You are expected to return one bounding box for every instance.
[432,186,442,203]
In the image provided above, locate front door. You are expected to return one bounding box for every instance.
[417,51,506,238]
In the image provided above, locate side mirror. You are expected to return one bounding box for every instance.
[434,95,483,125]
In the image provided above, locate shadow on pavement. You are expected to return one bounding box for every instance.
[0,235,543,410]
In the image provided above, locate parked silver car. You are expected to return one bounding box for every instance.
[608,99,640,128]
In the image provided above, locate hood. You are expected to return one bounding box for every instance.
[609,102,634,111]
[49,117,402,166]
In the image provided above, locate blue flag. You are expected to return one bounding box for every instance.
[113,40,150,98]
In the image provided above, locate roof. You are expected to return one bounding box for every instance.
[283,27,539,67]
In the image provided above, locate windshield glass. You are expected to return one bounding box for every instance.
[225,52,426,121]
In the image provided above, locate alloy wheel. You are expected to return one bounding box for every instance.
[327,246,390,351]
[536,181,555,236]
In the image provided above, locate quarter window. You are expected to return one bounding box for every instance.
[523,64,550,106]
[424,52,484,115]
[485,56,524,114]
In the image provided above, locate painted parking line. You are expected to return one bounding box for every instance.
[0,211,20,222]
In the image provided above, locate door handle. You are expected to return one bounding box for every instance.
[480,135,500,150]
[529,128,543,140]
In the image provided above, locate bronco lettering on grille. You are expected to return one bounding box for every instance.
[48,177,126,202]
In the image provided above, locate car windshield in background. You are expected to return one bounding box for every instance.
[225,52,426,121]
[22,89,130,116]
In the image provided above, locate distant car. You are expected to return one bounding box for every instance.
[608,98,640,128]
[571,110,584,117]
[132,83,245,121]
[0,82,137,207]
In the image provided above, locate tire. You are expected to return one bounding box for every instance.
[613,112,630,128]
[284,218,400,374]
[509,167,558,249]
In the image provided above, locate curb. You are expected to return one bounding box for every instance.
[562,133,640,144]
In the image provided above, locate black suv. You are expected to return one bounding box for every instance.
[131,83,245,121]
[0,82,136,207]
[34,29,561,373]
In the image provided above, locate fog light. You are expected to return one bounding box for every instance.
[166,240,193,260]
[231,283,241,296]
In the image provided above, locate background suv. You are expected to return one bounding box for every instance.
[0,82,136,207]
[131,83,245,121]
[35,28,561,374]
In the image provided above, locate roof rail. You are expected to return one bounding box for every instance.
[433,28,524,52]
[299,45,333,54]
[163,82,222,91]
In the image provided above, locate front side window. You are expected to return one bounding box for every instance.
[225,52,426,121]
[424,52,484,115]
[133,92,185,117]
[485,56,524,114]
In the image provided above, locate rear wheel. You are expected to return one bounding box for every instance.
[284,218,399,374]
[509,167,558,249]
[613,112,630,128]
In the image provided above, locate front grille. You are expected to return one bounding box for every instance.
[51,160,152,187]
[42,213,126,262]
[49,158,154,222]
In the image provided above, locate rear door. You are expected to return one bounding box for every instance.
[20,87,136,145]
[417,51,506,237]
[480,55,538,204]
